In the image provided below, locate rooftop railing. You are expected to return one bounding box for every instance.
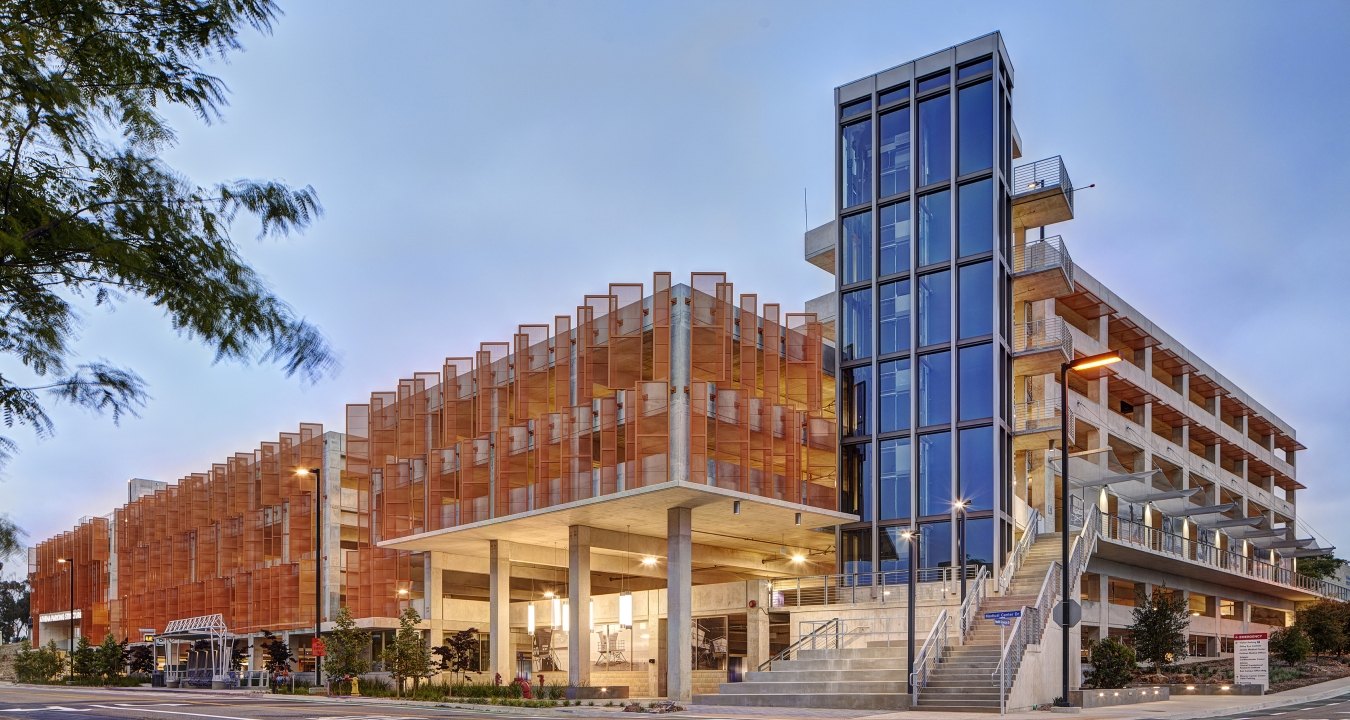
[1013,155,1074,214]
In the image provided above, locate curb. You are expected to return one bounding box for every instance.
[1162,685,1350,720]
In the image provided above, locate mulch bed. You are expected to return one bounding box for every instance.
[1132,657,1350,693]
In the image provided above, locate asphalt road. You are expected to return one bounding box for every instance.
[1199,692,1350,720]
[0,686,616,720]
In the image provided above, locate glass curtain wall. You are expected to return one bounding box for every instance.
[836,50,1013,582]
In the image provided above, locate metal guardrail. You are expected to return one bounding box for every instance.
[960,565,990,640]
[759,617,840,671]
[1101,515,1350,601]
[1013,156,1074,213]
[1011,317,1073,358]
[769,567,980,608]
[999,509,1042,594]
[1012,397,1073,437]
[910,609,950,707]
[757,615,911,672]
[1013,235,1073,280]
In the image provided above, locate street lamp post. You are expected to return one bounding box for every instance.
[295,467,323,687]
[1057,351,1121,706]
[902,527,920,694]
[954,500,970,601]
[57,557,73,680]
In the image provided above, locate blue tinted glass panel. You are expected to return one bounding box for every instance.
[960,517,995,570]
[841,120,872,208]
[841,443,873,521]
[840,288,872,361]
[841,98,871,120]
[958,343,993,421]
[918,351,951,426]
[918,190,951,266]
[841,212,872,284]
[842,365,870,438]
[917,271,950,347]
[918,94,951,186]
[959,426,995,512]
[879,358,910,433]
[841,528,872,575]
[879,437,912,520]
[958,80,993,176]
[879,85,909,106]
[958,261,993,339]
[919,520,952,570]
[958,58,993,80]
[918,72,949,93]
[958,179,993,256]
[879,279,911,355]
[879,201,911,275]
[919,432,952,518]
[879,109,911,197]
[878,527,910,580]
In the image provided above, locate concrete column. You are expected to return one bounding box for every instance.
[568,526,592,687]
[745,580,770,671]
[489,540,513,681]
[322,434,344,624]
[669,285,691,484]
[667,507,692,702]
[1241,601,1251,633]
[425,552,446,647]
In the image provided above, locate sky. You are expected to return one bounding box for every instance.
[4,0,1350,576]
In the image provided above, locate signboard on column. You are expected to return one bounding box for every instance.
[1233,632,1268,691]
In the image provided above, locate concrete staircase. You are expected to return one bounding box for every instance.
[694,644,910,710]
[913,533,1061,713]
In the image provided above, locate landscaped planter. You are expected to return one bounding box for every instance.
[566,685,629,700]
[1070,686,1169,708]
[1169,683,1263,696]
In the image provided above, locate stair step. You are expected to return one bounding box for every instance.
[719,680,906,695]
[696,692,908,710]
[743,669,906,683]
[772,657,905,671]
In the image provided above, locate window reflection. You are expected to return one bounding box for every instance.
[918,351,951,426]
[879,279,911,354]
[919,520,952,569]
[879,109,911,198]
[958,343,993,421]
[880,201,911,276]
[841,212,872,285]
[918,94,950,186]
[958,179,993,257]
[840,288,872,361]
[879,358,910,433]
[880,437,912,520]
[841,528,872,575]
[841,443,873,521]
[918,190,951,266]
[917,271,951,347]
[842,365,870,438]
[961,517,995,569]
[919,431,952,517]
[958,80,993,176]
[958,261,993,338]
[841,120,872,208]
[959,426,995,512]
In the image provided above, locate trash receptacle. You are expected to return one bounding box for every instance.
[152,670,165,688]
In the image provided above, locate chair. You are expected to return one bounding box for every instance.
[533,628,560,672]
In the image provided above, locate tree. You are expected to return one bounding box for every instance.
[1296,600,1348,656]
[380,606,435,695]
[0,578,31,642]
[0,516,22,573]
[71,633,98,680]
[323,607,370,691]
[1270,626,1312,666]
[230,639,248,672]
[14,639,64,683]
[259,630,293,674]
[1297,556,1348,581]
[1128,587,1190,670]
[440,627,481,681]
[126,644,154,675]
[1084,638,1136,689]
[0,0,336,468]
[95,632,126,681]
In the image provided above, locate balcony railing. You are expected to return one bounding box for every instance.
[768,566,982,608]
[1013,396,1073,436]
[1013,155,1074,213]
[1013,235,1074,283]
[1011,317,1073,359]
[1099,515,1350,601]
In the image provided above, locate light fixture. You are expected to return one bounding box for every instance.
[543,590,555,599]
[901,530,914,540]
[1186,685,1196,690]
[552,597,562,628]
[397,587,409,597]
[733,501,741,515]
[794,512,802,526]
[640,556,657,567]
[618,592,633,629]
[1069,351,1123,373]
[789,552,806,564]
[590,599,595,631]
[562,600,569,632]
[527,603,536,634]
[1220,685,1230,691]
[57,558,68,564]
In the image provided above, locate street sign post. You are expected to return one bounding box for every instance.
[983,609,1023,715]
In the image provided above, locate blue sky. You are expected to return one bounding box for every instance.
[5,0,1350,573]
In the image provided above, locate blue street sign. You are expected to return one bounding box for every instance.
[983,610,1022,620]
[994,618,1011,626]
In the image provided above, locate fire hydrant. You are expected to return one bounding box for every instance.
[351,676,361,697]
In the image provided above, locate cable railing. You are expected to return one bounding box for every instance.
[1013,235,1074,281]
[960,564,990,640]
[1013,397,1073,436]
[757,615,911,671]
[991,560,1059,696]
[999,508,1042,594]
[1100,515,1350,601]
[909,609,950,707]
[769,566,982,608]
[1011,317,1073,359]
[758,617,840,671]
[1013,155,1074,214]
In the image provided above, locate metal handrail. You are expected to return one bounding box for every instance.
[999,508,1042,594]
[910,609,949,706]
[961,564,991,639]
[1012,397,1073,437]
[759,617,839,671]
[1013,235,1073,279]
[1013,156,1074,213]
[769,567,981,608]
[1011,317,1073,359]
[992,561,1059,688]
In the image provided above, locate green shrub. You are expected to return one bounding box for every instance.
[14,640,65,683]
[1272,626,1312,665]
[1085,638,1136,689]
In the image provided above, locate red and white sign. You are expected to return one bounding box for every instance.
[311,637,326,657]
[1234,633,1268,691]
